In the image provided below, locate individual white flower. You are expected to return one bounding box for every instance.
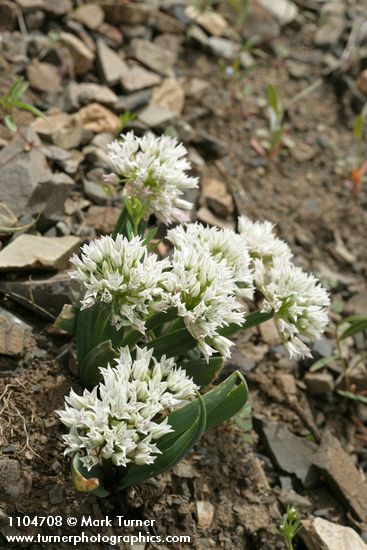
[70,234,171,332]
[58,346,198,470]
[238,215,292,262]
[106,131,199,225]
[165,247,245,360]
[167,223,254,299]
[254,257,330,358]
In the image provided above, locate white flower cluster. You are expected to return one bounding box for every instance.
[58,347,198,470]
[70,235,170,332]
[165,246,245,360]
[167,223,254,299]
[238,215,292,262]
[254,257,330,358]
[106,132,198,225]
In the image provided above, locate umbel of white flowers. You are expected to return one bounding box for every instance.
[69,218,329,361]
[58,347,198,471]
[106,132,199,225]
[69,234,171,332]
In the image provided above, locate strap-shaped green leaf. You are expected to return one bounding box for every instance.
[117,393,206,490]
[159,371,248,450]
[54,304,79,335]
[179,356,224,386]
[339,316,367,340]
[71,453,109,497]
[80,339,118,388]
[219,310,274,337]
[147,327,197,358]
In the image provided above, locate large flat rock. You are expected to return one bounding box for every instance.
[0,235,80,271]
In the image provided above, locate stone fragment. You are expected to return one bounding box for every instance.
[279,491,313,512]
[0,235,80,271]
[14,0,44,10]
[0,128,50,214]
[24,9,44,30]
[314,2,345,47]
[130,39,176,76]
[207,37,240,60]
[312,431,367,521]
[138,105,176,128]
[64,82,118,110]
[0,459,32,502]
[304,372,334,395]
[97,22,123,47]
[196,501,214,528]
[96,39,128,86]
[185,5,228,36]
[275,373,298,396]
[242,0,280,44]
[259,319,281,346]
[84,206,121,234]
[200,177,233,217]
[26,58,61,92]
[41,145,84,175]
[301,517,367,550]
[0,308,33,356]
[258,0,298,25]
[59,32,94,75]
[70,3,104,30]
[184,77,209,99]
[357,69,367,96]
[0,1,17,30]
[115,90,152,112]
[77,103,120,134]
[0,203,17,229]
[0,273,78,319]
[104,2,153,25]
[151,78,185,115]
[44,0,71,16]
[28,172,74,224]
[120,65,161,93]
[187,24,209,47]
[151,11,185,34]
[83,178,108,205]
[253,417,317,485]
[33,113,83,149]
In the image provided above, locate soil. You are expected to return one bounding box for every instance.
[0,1,367,549]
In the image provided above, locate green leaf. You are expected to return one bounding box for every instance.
[0,213,39,234]
[54,304,79,335]
[146,308,178,332]
[76,306,104,366]
[112,206,128,239]
[9,78,29,101]
[142,226,158,246]
[71,453,109,497]
[147,327,197,358]
[12,100,46,119]
[270,127,285,150]
[117,393,206,490]
[354,114,364,142]
[267,84,281,117]
[4,115,17,132]
[339,316,367,340]
[159,371,248,449]
[220,310,274,337]
[310,355,338,372]
[179,356,224,386]
[337,390,367,405]
[80,339,118,388]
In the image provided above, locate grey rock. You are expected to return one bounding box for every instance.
[314,2,345,48]
[138,104,176,128]
[279,490,313,512]
[24,9,45,30]
[0,308,33,356]
[0,128,50,215]
[130,38,176,76]
[27,172,74,225]
[64,82,118,110]
[83,177,108,205]
[0,203,17,228]
[96,39,129,86]
[207,37,240,60]
[304,372,335,395]
[70,3,104,30]
[0,1,17,30]
[115,90,152,112]
[120,65,162,93]
[0,459,32,502]
[312,336,333,358]
[312,431,367,522]
[187,24,209,47]
[253,416,318,485]
[59,32,94,75]
[41,145,84,175]
[0,235,81,271]
[301,517,367,550]
[258,0,298,25]
[0,273,78,319]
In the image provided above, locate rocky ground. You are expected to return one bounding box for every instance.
[0,0,367,548]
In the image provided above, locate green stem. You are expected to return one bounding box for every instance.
[112,206,128,239]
